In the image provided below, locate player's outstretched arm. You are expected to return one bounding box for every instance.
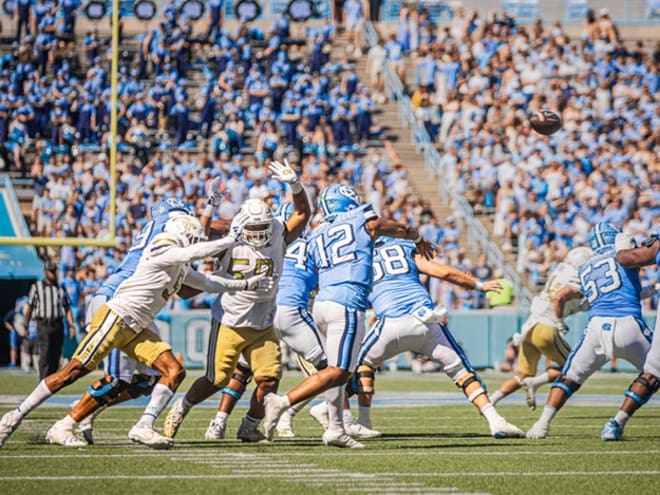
[414,254,501,291]
[366,218,435,260]
[616,234,659,269]
[269,160,311,244]
[201,176,225,234]
[152,212,250,268]
[183,269,274,294]
[553,285,583,322]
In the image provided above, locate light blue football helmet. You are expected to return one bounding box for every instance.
[151,198,192,219]
[317,184,361,221]
[588,223,620,254]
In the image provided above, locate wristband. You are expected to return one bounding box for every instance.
[290,181,303,194]
[474,281,484,291]
[413,235,422,244]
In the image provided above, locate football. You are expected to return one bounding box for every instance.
[529,110,562,135]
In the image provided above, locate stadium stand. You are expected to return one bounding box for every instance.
[375,2,658,296]
[0,0,496,341]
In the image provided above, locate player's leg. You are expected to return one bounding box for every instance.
[165,320,242,438]
[237,326,282,442]
[348,317,393,433]
[274,306,328,437]
[205,358,253,440]
[601,316,654,441]
[520,324,571,410]
[263,301,365,447]
[527,321,607,439]
[1,305,122,447]
[490,326,541,406]
[278,355,319,437]
[112,325,183,448]
[425,322,523,438]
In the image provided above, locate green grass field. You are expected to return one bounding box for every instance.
[1,371,658,495]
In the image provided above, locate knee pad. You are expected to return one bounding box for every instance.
[236,361,253,379]
[551,376,581,397]
[126,374,158,399]
[625,373,660,406]
[456,372,487,402]
[356,365,376,394]
[87,375,127,405]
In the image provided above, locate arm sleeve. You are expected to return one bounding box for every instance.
[182,269,247,294]
[150,236,236,268]
[59,289,71,310]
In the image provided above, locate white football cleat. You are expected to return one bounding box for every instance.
[237,417,269,443]
[204,420,226,440]
[262,393,289,441]
[46,419,88,447]
[322,429,365,449]
[526,421,550,439]
[345,422,381,439]
[522,378,537,410]
[0,410,23,448]
[128,422,173,449]
[276,413,295,438]
[489,417,525,438]
[309,402,329,431]
[163,398,188,439]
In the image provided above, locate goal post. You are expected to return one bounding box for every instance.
[0,0,120,248]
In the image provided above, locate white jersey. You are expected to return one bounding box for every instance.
[218,219,287,330]
[108,233,242,331]
[527,261,581,330]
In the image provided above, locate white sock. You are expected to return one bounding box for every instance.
[538,405,557,425]
[614,410,630,427]
[60,414,77,428]
[214,411,229,426]
[139,384,174,427]
[490,390,504,405]
[525,372,550,388]
[343,409,354,425]
[288,397,311,416]
[480,403,500,423]
[358,405,371,425]
[17,380,52,416]
[244,414,261,429]
[181,396,194,413]
[325,386,344,431]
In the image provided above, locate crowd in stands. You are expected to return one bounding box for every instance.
[382,4,658,306]
[0,3,498,329]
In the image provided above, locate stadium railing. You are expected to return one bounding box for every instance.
[364,21,533,307]
[378,0,660,25]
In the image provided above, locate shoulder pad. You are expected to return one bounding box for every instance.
[151,233,179,247]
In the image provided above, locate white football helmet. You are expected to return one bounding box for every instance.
[164,215,206,247]
[563,246,593,269]
[240,199,273,248]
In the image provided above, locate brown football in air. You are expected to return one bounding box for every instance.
[530,110,562,135]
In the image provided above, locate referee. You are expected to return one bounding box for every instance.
[24,262,77,379]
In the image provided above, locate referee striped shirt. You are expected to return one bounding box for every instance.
[27,281,70,321]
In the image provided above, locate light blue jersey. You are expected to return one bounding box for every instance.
[369,239,433,319]
[95,214,171,298]
[310,204,378,311]
[579,248,642,319]
[276,237,318,308]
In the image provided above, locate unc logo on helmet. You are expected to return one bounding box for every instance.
[318,184,361,221]
[240,199,274,248]
[588,223,620,255]
[151,198,192,218]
